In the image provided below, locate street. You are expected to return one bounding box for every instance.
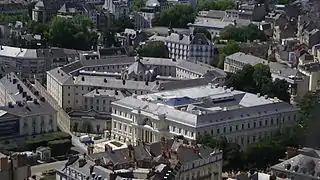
[31,160,67,175]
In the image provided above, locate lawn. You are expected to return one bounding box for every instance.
[110,141,123,147]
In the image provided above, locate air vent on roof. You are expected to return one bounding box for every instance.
[40,97,45,102]
[8,102,14,108]
[17,101,23,106]
[17,84,20,89]
[104,78,107,83]
[26,106,31,111]
[34,99,39,104]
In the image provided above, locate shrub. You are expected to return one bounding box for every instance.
[24,132,71,150]
[47,139,72,157]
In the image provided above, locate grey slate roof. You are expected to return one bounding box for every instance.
[0,101,56,117]
[0,73,38,103]
[226,52,268,66]
[113,84,298,127]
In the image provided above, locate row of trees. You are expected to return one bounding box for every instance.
[152,5,196,28]
[72,122,102,134]
[138,41,169,58]
[24,132,72,157]
[226,64,291,102]
[220,24,267,42]
[197,0,234,11]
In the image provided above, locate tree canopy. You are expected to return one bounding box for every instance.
[220,24,267,42]
[197,0,234,11]
[193,27,211,40]
[138,41,169,58]
[111,15,135,33]
[217,41,240,69]
[47,15,97,50]
[226,64,290,102]
[130,0,146,12]
[152,5,196,28]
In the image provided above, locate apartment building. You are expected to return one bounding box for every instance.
[111,84,298,148]
[0,45,81,82]
[56,138,222,180]
[165,32,218,65]
[0,73,57,140]
[0,153,30,180]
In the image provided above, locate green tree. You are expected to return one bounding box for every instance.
[217,41,240,68]
[130,0,146,12]
[152,5,196,28]
[270,79,290,102]
[220,24,266,42]
[226,64,290,102]
[197,134,244,171]
[47,15,97,50]
[193,27,211,40]
[112,16,134,33]
[138,41,169,58]
[47,139,72,156]
[26,20,49,36]
[197,0,234,11]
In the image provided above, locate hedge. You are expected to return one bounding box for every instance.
[47,139,72,157]
[24,132,71,150]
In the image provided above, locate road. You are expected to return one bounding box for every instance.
[31,160,67,175]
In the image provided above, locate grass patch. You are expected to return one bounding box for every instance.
[110,141,123,147]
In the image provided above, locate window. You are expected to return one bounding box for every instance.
[103,100,106,104]
[96,99,99,104]
[113,122,116,128]
[242,124,244,129]
[271,118,274,124]
[223,127,226,133]
[253,122,256,128]
[265,119,268,126]
[235,125,238,131]
[248,123,250,128]
[173,126,176,132]
[179,128,182,133]
[184,130,187,135]
[68,93,70,96]
[191,132,194,137]
[119,124,122,130]
[96,106,99,111]
[229,126,232,132]
[217,128,220,134]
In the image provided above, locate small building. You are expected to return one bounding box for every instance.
[36,146,51,162]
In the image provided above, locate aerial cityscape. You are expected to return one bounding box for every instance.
[0,0,319,179]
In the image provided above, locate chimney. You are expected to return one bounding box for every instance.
[17,83,20,89]
[179,34,183,40]
[19,87,23,94]
[0,45,3,50]
[22,91,27,98]
[34,99,39,104]
[145,81,148,86]
[81,77,85,81]
[0,156,9,170]
[104,78,107,83]
[12,78,17,84]
[8,102,13,108]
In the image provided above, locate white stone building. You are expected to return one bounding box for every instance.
[0,73,57,140]
[111,84,298,147]
[164,32,218,65]
[103,0,129,20]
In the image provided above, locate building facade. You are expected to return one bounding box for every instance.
[103,0,129,20]
[0,73,58,140]
[165,32,218,65]
[0,153,30,180]
[111,84,298,148]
